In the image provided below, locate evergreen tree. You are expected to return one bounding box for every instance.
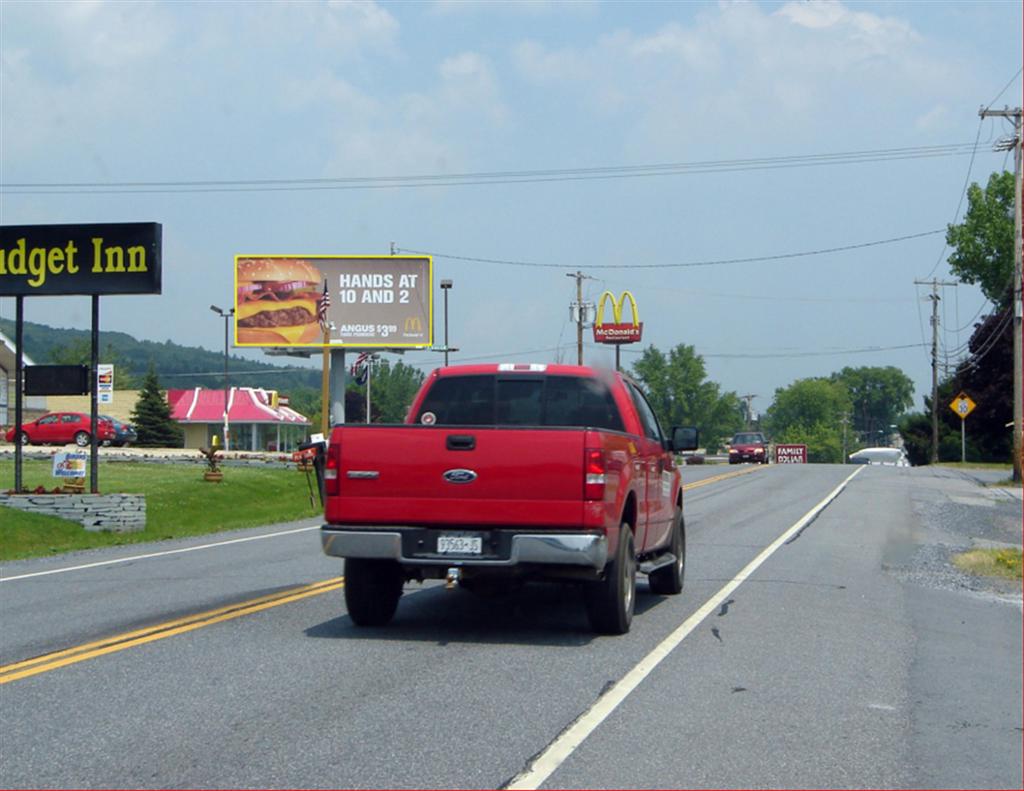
[131,363,184,448]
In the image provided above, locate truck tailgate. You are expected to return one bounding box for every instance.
[326,426,588,528]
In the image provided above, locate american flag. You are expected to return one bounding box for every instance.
[318,279,330,332]
[350,351,371,377]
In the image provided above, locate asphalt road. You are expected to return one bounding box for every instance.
[1,464,1020,789]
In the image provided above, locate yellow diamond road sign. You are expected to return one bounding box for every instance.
[949,392,976,420]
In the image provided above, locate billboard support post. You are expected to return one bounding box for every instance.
[329,349,346,426]
[321,331,330,436]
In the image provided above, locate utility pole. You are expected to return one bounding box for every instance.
[980,105,1022,482]
[566,271,594,366]
[914,279,957,464]
[740,394,758,428]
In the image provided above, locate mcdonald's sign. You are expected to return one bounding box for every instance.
[593,290,643,344]
[404,316,423,334]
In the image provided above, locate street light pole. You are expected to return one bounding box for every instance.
[440,279,453,366]
[210,305,234,450]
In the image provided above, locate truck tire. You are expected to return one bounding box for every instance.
[344,558,404,626]
[648,506,685,595]
[584,523,636,635]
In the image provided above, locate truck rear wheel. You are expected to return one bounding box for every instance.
[584,523,636,635]
[344,558,404,626]
[648,506,685,595]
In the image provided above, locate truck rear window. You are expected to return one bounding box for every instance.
[416,374,624,431]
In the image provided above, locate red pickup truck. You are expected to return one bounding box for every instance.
[319,363,698,634]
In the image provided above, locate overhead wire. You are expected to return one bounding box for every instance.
[955,307,1014,373]
[926,65,1021,358]
[0,142,987,195]
[397,229,943,270]
[985,67,1023,111]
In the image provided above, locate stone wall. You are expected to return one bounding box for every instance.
[0,493,146,533]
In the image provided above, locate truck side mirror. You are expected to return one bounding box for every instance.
[671,426,698,452]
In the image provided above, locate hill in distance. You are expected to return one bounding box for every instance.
[0,317,322,392]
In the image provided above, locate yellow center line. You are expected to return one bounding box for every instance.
[0,577,345,685]
[2,466,760,685]
[684,464,767,490]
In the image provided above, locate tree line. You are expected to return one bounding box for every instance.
[6,170,1012,462]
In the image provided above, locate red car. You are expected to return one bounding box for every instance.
[5,412,116,447]
[728,431,769,464]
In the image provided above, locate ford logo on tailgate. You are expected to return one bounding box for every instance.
[443,469,478,484]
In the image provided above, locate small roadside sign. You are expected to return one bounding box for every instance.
[949,392,976,421]
[97,364,114,404]
[52,452,88,478]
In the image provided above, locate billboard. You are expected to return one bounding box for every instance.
[0,223,162,296]
[234,255,432,348]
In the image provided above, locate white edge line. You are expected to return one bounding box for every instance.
[1,524,322,582]
[506,465,864,791]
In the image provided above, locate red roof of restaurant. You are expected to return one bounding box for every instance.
[168,388,310,425]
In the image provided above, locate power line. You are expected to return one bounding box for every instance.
[619,343,928,359]
[924,117,984,278]
[0,142,987,196]
[397,229,942,270]
[985,67,1023,111]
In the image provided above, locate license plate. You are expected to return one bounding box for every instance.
[437,534,483,555]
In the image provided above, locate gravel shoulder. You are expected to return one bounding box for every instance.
[900,465,1021,605]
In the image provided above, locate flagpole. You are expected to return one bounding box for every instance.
[321,330,329,435]
[319,279,330,435]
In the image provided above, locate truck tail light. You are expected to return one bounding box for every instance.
[584,447,606,500]
[324,445,339,496]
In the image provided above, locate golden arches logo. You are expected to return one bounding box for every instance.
[593,291,643,344]
[595,290,640,327]
[404,316,423,333]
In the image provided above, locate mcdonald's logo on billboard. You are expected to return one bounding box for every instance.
[593,290,643,344]
[404,316,423,334]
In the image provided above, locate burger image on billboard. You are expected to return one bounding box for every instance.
[236,258,323,345]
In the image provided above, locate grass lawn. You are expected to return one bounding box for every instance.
[1,459,322,561]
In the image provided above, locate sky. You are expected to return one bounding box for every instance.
[1,0,1021,419]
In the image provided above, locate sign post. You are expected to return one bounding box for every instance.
[949,391,977,464]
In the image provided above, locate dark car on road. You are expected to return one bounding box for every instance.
[728,431,769,464]
[100,415,138,447]
[5,412,116,447]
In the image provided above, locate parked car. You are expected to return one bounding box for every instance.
[100,415,138,447]
[319,363,699,634]
[5,412,116,447]
[728,431,769,464]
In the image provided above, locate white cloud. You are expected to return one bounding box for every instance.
[46,1,174,70]
[508,0,966,155]
[431,0,597,16]
[439,52,507,122]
